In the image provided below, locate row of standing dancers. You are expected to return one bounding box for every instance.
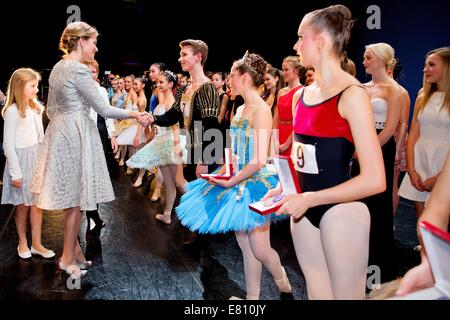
[2,3,450,299]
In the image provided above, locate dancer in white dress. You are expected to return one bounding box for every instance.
[399,47,450,215]
[127,71,183,224]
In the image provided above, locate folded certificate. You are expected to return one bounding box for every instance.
[392,221,450,300]
[200,148,233,181]
[249,155,301,215]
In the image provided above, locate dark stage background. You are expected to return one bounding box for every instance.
[0,0,449,112]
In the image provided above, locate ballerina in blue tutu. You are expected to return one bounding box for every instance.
[176,52,292,300]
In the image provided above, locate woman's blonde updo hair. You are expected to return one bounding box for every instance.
[59,21,99,55]
[365,42,397,70]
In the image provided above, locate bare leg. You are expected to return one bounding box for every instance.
[125,146,137,175]
[75,238,87,263]
[320,202,370,299]
[15,204,29,253]
[133,169,146,187]
[151,168,163,201]
[61,207,82,267]
[29,206,51,252]
[118,145,127,166]
[114,144,121,160]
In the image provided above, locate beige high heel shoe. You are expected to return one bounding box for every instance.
[274,267,292,293]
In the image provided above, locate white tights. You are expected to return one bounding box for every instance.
[235,224,286,300]
[291,202,370,299]
[159,165,177,213]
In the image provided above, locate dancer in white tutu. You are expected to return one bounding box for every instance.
[127,71,183,224]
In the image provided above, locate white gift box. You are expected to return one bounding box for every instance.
[249,155,301,215]
[200,148,233,181]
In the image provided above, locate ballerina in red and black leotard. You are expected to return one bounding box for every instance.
[262,4,386,299]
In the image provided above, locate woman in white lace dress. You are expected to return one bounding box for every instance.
[30,22,147,277]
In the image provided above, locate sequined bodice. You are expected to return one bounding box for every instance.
[230,116,254,171]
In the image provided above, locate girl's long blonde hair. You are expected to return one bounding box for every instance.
[1,68,43,118]
[415,47,450,116]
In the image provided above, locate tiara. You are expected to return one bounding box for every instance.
[164,70,177,80]
[242,50,256,73]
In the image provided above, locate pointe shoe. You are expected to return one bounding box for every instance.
[274,267,292,293]
[125,167,134,175]
[150,188,161,202]
[114,152,120,160]
[133,177,143,188]
[56,258,87,278]
[155,212,171,225]
[31,246,55,259]
[17,245,32,260]
[119,159,125,166]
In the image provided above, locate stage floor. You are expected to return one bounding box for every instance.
[0,157,420,300]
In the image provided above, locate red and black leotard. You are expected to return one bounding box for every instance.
[292,85,361,228]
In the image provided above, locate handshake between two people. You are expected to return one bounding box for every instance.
[129,111,154,127]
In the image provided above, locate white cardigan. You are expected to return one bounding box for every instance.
[3,103,44,180]
[89,84,116,138]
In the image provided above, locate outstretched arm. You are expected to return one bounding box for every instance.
[76,66,134,119]
[153,86,184,127]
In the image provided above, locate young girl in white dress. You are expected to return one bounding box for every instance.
[1,68,55,260]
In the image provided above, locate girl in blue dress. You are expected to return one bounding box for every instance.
[176,53,292,300]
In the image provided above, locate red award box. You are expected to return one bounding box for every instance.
[200,148,233,181]
[248,155,301,215]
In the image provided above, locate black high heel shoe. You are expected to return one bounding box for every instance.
[86,210,106,229]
